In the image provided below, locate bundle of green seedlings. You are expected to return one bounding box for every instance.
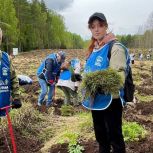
[81,68,123,99]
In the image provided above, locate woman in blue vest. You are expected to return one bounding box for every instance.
[57,58,81,105]
[82,13,127,153]
[37,51,66,110]
[0,28,21,117]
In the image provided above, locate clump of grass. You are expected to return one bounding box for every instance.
[59,132,84,153]
[136,93,153,103]
[38,128,54,142]
[81,68,123,99]
[60,132,79,145]
[0,103,51,141]
[123,121,147,142]
[68,144,84,153]
[61,105,74,116]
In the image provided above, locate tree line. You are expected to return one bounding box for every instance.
[0,0,153,53]
[117,31,153,50]
[117,11,153,50]
[0,0,84,52]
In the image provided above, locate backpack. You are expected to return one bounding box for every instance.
[107,41,135,102]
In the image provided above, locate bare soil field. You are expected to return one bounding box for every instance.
[0,49,153,153]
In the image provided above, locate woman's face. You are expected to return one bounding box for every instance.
[89,19,107,41]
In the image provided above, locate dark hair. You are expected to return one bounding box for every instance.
[88,17,108,29]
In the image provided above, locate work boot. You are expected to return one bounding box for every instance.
[36,105,42,112]
[41,105,48,113]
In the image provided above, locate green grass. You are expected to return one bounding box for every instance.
[38,128,54,142]
[136,93,153,102]
[59,131,79,145]
[123,121,147,142]
[0,102,52,141]
[68,144,84,153]
[61,105,75,116]
[56,87,65,98]
[58,131,84,153]
[133,72,142,86]
[77,112,93,132]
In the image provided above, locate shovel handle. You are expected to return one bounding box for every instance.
[0,105,17,153]
[0,105,12,110]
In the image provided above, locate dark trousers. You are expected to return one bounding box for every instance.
[92,99,125,153]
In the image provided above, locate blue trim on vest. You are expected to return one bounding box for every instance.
[119,89,126,106]
[0,52,11,116]
[82,94,112,110]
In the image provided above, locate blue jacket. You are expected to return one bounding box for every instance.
[0,52,11,116]
[37,53,61,84]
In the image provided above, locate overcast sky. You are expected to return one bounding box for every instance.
[44,0,153,39]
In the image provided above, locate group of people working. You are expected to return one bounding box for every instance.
[36,51,82,110]
[0,12,132,153]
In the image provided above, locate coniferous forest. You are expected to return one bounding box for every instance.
[0,0,84,52]
[0,0,153,53]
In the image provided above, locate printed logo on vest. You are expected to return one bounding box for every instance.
[0,80,8,85]
[2,67,8,76]
[5,79,9,85]
[0,80,9,93]
[95,56,103,67]
[0,85,9,93]
[0,80,5,85]
[84,66,91,73]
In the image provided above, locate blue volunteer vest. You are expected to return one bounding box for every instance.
[37,53,61,80]
[82,43,124,110]
[0,52,11,117]
[59,70,71,80]
[59,58,80,80]
[71,58,80,69]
